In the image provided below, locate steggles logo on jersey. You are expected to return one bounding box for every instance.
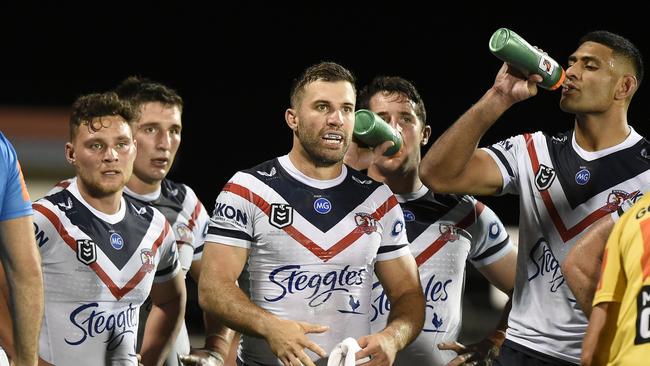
[313,197,332,214]
[110,232,124,250]
[438,223,459,242]
[337,295,363,314]
[269,203,293,229]
[65,302,138,349]
[535,164,556,191]
[527,237,564,293]
[354,213,378,234]
[265,264,366,307]
[575,168,591,185]
[140,249,155,273]
[76,239,97,265]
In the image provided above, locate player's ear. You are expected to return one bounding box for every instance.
[65,143,76,165]
[285,108,298,131]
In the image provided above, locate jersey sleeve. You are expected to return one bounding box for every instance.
[154,220,181,283]
[466,199,515,268]
[0,133,32,221]
[481,134,527,195]
[592,214,627,306]
[205,173,256,249]
[376,186,410,262]
[184,185,209,262]
[32,200,63,257]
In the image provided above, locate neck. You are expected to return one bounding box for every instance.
[126,175,162,195]
[77,182,122,214]
[367,166,422,195]
[288,150,343,180]
[574,110,630,151]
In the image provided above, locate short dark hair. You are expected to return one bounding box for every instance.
[580,30,644,86]
[114,76,184,113]
[357,76,427,124]
[289,62,356,108]
[69,92,137,140]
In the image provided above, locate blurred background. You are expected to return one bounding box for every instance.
[1,2,647,349]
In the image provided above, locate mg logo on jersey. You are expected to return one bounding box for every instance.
[535,164,556,191]
[403,209,415,222]
[269,203,293,229]
[110,232,124,250]
[575,168,591,185]
[313,197,332,214]
[76,239,97,265]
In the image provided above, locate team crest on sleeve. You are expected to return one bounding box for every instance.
[269,203,293,229]
[535,164,556,191]
[439,223,460,242]
[76,239,97,265]
[174,223,194,245]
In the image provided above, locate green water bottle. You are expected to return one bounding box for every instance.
[489,28,566,90]
[354,109,402,156]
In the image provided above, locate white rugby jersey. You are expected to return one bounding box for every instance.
[34,180,179,366]
[370,186,513,365]
[206,155,411,366]
[482,128,650,363]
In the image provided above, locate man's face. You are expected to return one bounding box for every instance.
[369,91,429,174]
[68,116,136,197]
[132,102,182,185]
[291,80,356,166]
[560,41,627,114]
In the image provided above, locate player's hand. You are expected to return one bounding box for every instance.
[355,332,398,366]
[135,353,144,366]
[493,62,543,104]
[438,336,502,366]
[265,319,328,366]
[344,139,375,171]
[179,348,225,366]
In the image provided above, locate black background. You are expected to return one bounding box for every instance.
[2,3,649,223]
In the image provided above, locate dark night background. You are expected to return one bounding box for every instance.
[2,4,648,224]
[1,2,648,347]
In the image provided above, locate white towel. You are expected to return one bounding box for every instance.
[326,337,370,366]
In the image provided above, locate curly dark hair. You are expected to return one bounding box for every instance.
[69,92,137,140]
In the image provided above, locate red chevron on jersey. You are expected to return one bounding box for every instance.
[33,203,170,300]
[224,182,398,262]
[525,133,614,242]
[415,201,485,266]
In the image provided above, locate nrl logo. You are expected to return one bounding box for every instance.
[269,203,293,229]
[76,239,97,265]
[535,164,556,191]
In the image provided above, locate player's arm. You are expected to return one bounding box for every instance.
[356,254,424,366]
[179,259,236,366]
[562,215,614,317]
[198,242,328,366]
[0,215,44,366]
[419,64,542,196]
[140,270,186,366]
[581,302,618,366]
